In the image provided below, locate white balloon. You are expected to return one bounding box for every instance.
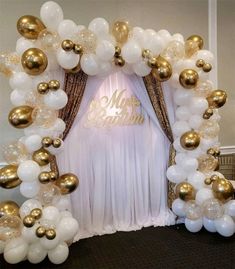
[175,59,195,72]
[98,61,112,76]
[57,217,79,242]
[187,171,206,190]
[40,1,64,31]
[188,114,203,129]
[42,206,60,223]
[56,48,80,69]
[16,37,34,55]
[131,27,144,46]
[187,146,204,158]
[203,217,216,233]
[158,29,171,46]
[22,225,40,244]
[44,89,68,110]
[180,157,198,174]
[172,198,186,217]
[95,40,115,61]
[10,89,26,106]
[20,199,42,218]
[46,52,60,71]
[224,200,235,217]
[166,165,186,184]
[4,237,28,264]
[175,106,191,121]
[122,63,134,75]
[200,137,218,151]
[80,54,99,76]
[58,19,77,39]
[40,235,60,250]
[172,33,184,43]
[9,72,33,91]
[51,118,66,137]
[24,134,42,153]
[173,89,193,106]
[175,153,187,165]
[214,215,235,237]
[189,97,208,115]
[88,17,109,37]
[196,188,214,205]
[47,140,64,155]
[173,137,187,153]
[122,40,142,64]
[27,242,47,264]
[0,240,6,254]
[17,160,41,182]
[54,196,71,211]
[172,121,190,137]
[48,242,69,264]
[185,218,203,233]
[143,32,164,55]
[59,210,72,218]
[20,181,40,198]
[133,60,151,77]
[195,50,214,64]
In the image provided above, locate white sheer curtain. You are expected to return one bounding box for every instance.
[57,71,175,241]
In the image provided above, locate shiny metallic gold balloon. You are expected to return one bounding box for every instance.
[0,165,21,189]
[23,215,35,228]
[114,46,121,57]
[203,108,214,119]
[180,131,200,150]
[73,44,83,55]
[45,228,56,240]
[55,173,79,195]
[37,82,49,94]
[187,35,204,50]
[212,178,234,202]
[17,15,46,39]
[142,49,151,59]
[52,138,62,148]
[207,90,227,108]
[8,105,34,129]
[147,57,158,68]
[204,178,212,185]
[61,40,74,51]
[175,182,195,201]
[49,171,58,181]
[0,215,22,241]
[179,69,199,89]
[42,137,53,148]
[38,171,51,184]
[0,201,20,218]
[112,21,129,45]
[48,80,60,90]
[36,226,46,238]
[202,63,212,72]
[114,56,125,67]
[21,48,48,76]
[196,59,205,68]
[30,208,42,220]
[151,56,172,82]
[33,148,51,166]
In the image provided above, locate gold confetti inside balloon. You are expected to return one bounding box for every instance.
[55,173,79,195]
[185,40,199,58]
[212,178,234,202]
[207,90,227,108]
[175,182,195,201]
[199,119,220,139]
[32,105,58,128]
[32,148,51,166]
[0,215,22,241]
[194,80,213,98]
[151,56,172,82]
[21,48,48,76]
[161,41,185,63]
[112,21,129,46]
[0,165,21,189]
[17,15,46,39]
[25,90,43,107]
[180,131,200,150]
[198,154,219,173]
[2,141,28,165]
[76,29,97,54]
[8,106,34,129]
[0,201,20,218]
[179,69,199,89]
[37,183,61,206]
[38,29,60,51]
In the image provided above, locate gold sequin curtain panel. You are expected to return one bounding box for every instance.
[143,74,176,207]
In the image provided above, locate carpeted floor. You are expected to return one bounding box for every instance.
[0,224,235,269]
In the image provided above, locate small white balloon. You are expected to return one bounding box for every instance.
[214,215,235,237]
[166,165,186,184]
[57,217,79,242]
[17,160,41,182]
[24,134,42,153]
[80,53,99,76]
[224,200,235,218]
[95,40,115,61]
[98,61,112,76]
[44,89,68,110]
[172,198,186,217]
[195,188,214,205]
[10,89,26,106]
[188,114,203,129]
[27,242,47,264]
[20,181,40,198]
[4,237,28,264]
[187,171,206,190]
[58,19,77,39]
[16,37,34,55]
[56,48,80,69]
[88,17,109,37]
[189,97,208,115]
[9,72,33,91]
[172,33,184,43]
[133,60,151,77]
[185,218,203,233]
[203,217,217,232]
[48,242,69,264]
[122,40,142,64]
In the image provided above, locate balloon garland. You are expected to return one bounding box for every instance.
[0,0,234,265]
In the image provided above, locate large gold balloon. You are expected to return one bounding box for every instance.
[179,69,199,89]
[112,21,129,45]
[187,35,204,50]
[0,215,22,241]
[17,15,46,40]
[21,48,48,75]
[180,131,200,150]
[151,56,172,82]
[55,173,79,195]
[0,201,20,218]
[175,182,195,201]
[33,148,51,166]
[0,165,21,189]
[8,105,34,129]
[212,178,234,202]
[207,90,227,108]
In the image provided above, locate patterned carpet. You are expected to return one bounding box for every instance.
[1,224,235,269]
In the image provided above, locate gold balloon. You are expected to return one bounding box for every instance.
[0,215,22,241]
[33,148,51,166]
[0,165,21,189]
[175,182,195,201]
[180,131,200,150]
[21,48,48,76]
[23,215,35,228]
[52,138,62,148]
[49,171,58,181]
[37,82,49,94]
[202,63,212,72]
[151,56,172,82]
[36,226,46,238]
[196,59,205,68]
[187,35,204,50]
[17,15,46,39]
[203,108,214,119]
[38,171,51,184]
[142,49,152,59]
[73,44,83,55]
[185,40,199,58]
[45,228,56,240]
[207,90,227,108]
[112,21,129,45]
[114,56,125,67]
[114,46,121,57]
[48,80,60,90]
[42,137,53,148]
[8,105,33,129]
[0,201,20,218]
[55,173,79,195]
[179,69,199,89]
[212,178,234,202]
[61,39,74,51]
[30,208,42,220]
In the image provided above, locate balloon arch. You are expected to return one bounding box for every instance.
[0,0,234,265]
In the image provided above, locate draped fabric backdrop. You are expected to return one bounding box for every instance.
[56,70,176,240]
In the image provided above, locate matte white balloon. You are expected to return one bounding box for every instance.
[172,198,186,217]
[88,17,109,37]
[133,60,151,77]
[20,199,42,218]
[44,89,68,110]
[40,235,60,250]
[20,181,40,198]
[56,48,80,69]
[131,27,144,46]
[17,160,41,182]
[95,40,115,61]
[58,19,77,39]
[122,40,142,64]
[0,240,6,254]
[143,32,164,55]
[158,29,171,46]
[188,114,203,129]
[224,200,235,218]
[175,153,187,165]
[24,134,42,153]
[48,242,69,264]
[185,218,203,233]
[80,54,99,76]
[180,157,198,174]
[173,89,193,106]
[40,1,64,31]
[172,121,190,137]
[98,61,112,76]
[189,97,208,115]
[27,242,47,264]
[4,237,28,264]
[195,50,214,64]
[42,206,60,223]
[166,165,186,184]
[187,171,206,190]
[57,217,79,241]
[195,188,214,205]
[203,217,217,232]
[173,137,187,153]
[9,72,33,91]
[16,37,34,55]
[22,225,40,244]
[10,89,26,106]
[122,63,134,75]
[175,106,191,121]
[214,215,235,237]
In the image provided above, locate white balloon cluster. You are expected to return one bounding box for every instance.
[1,199,79,264]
